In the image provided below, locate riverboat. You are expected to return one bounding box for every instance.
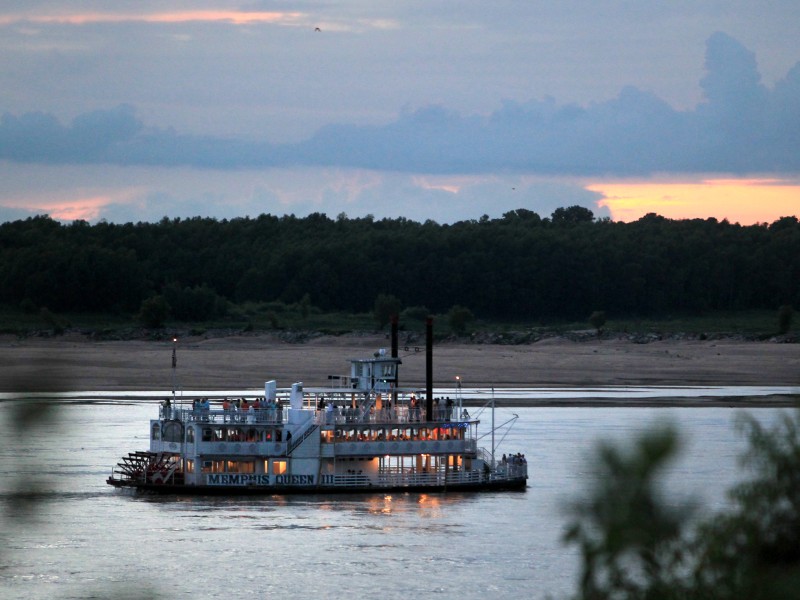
[107,322,528,494]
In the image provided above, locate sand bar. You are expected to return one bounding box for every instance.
[1,332,798,406]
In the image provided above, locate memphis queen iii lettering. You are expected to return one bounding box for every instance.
[206,474,317,486]
[207,474,270,486]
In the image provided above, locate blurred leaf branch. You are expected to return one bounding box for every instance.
[564,408,800,599]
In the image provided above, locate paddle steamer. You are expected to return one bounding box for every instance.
[107,320,528,494]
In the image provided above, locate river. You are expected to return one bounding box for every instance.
[0,398,792,599]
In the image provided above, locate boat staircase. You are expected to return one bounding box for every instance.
[287,422,319,456]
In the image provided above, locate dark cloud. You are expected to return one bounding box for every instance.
[1,33,797,176]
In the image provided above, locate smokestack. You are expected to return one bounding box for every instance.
[426,317,433,421]
[391,314,398,358]
[391,314,399,406]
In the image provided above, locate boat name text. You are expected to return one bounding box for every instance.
[206,474,316,486]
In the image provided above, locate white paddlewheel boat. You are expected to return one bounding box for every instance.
[107,321,528,494]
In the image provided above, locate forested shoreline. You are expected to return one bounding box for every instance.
[1,207,798,324]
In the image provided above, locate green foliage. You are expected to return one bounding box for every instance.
[565,409,800,600]
[19,298,37,314]
[373,293,401,329]
[264,311,280,329]
[589,310,607,333]
[564,424,694,599]
[690,411,800,599]
[137,295,169,328]
[551,205,595,225]
[162,283,227,321]
[778,304,794,334]
[39,307,69,335]
[447,304,475,335]
[298,293,312,320]
[401,305,431,322]
[0,212,798,323]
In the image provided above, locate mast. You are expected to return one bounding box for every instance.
[491,385,495,467]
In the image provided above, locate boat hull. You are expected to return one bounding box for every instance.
[106,476,527,495]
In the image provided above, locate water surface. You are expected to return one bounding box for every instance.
[0,401,786,599]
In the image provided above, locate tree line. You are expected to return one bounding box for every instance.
[0,207,797,324]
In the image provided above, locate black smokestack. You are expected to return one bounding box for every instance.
[426,317,433,421]
[391,314,398,358]
[391,314,399,405]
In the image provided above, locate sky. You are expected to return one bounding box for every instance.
[0,1,798,225]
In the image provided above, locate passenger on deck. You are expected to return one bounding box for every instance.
[222,398,231,422]
[199,398,210,422]
[161,398,171,419]
[325,402,334,424]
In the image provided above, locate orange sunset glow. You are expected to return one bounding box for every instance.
[29,196,111,222]
[590,178,800,224]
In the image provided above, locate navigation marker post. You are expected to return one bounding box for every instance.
[171,337,177,398]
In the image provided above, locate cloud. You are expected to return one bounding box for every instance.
[0,10,304,27]
[0,33,798,176]
[0,162,607,225]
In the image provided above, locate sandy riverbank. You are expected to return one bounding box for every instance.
[1,331,797,406]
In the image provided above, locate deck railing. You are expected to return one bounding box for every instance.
[163,406,472,427]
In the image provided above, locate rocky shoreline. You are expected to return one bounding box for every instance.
[10,325,800,347]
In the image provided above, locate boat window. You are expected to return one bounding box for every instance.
[226,460,255,473]
[186,459,194,473]
[272,460,287,475]
[226,428,242,442]
[202,428,213,442]
[186,427,195,443]
[201,460,225,473]
[214,428,224,442]
[245,429,260,442]
[151,423,160,440]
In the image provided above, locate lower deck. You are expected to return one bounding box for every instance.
[108,452,527,493]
